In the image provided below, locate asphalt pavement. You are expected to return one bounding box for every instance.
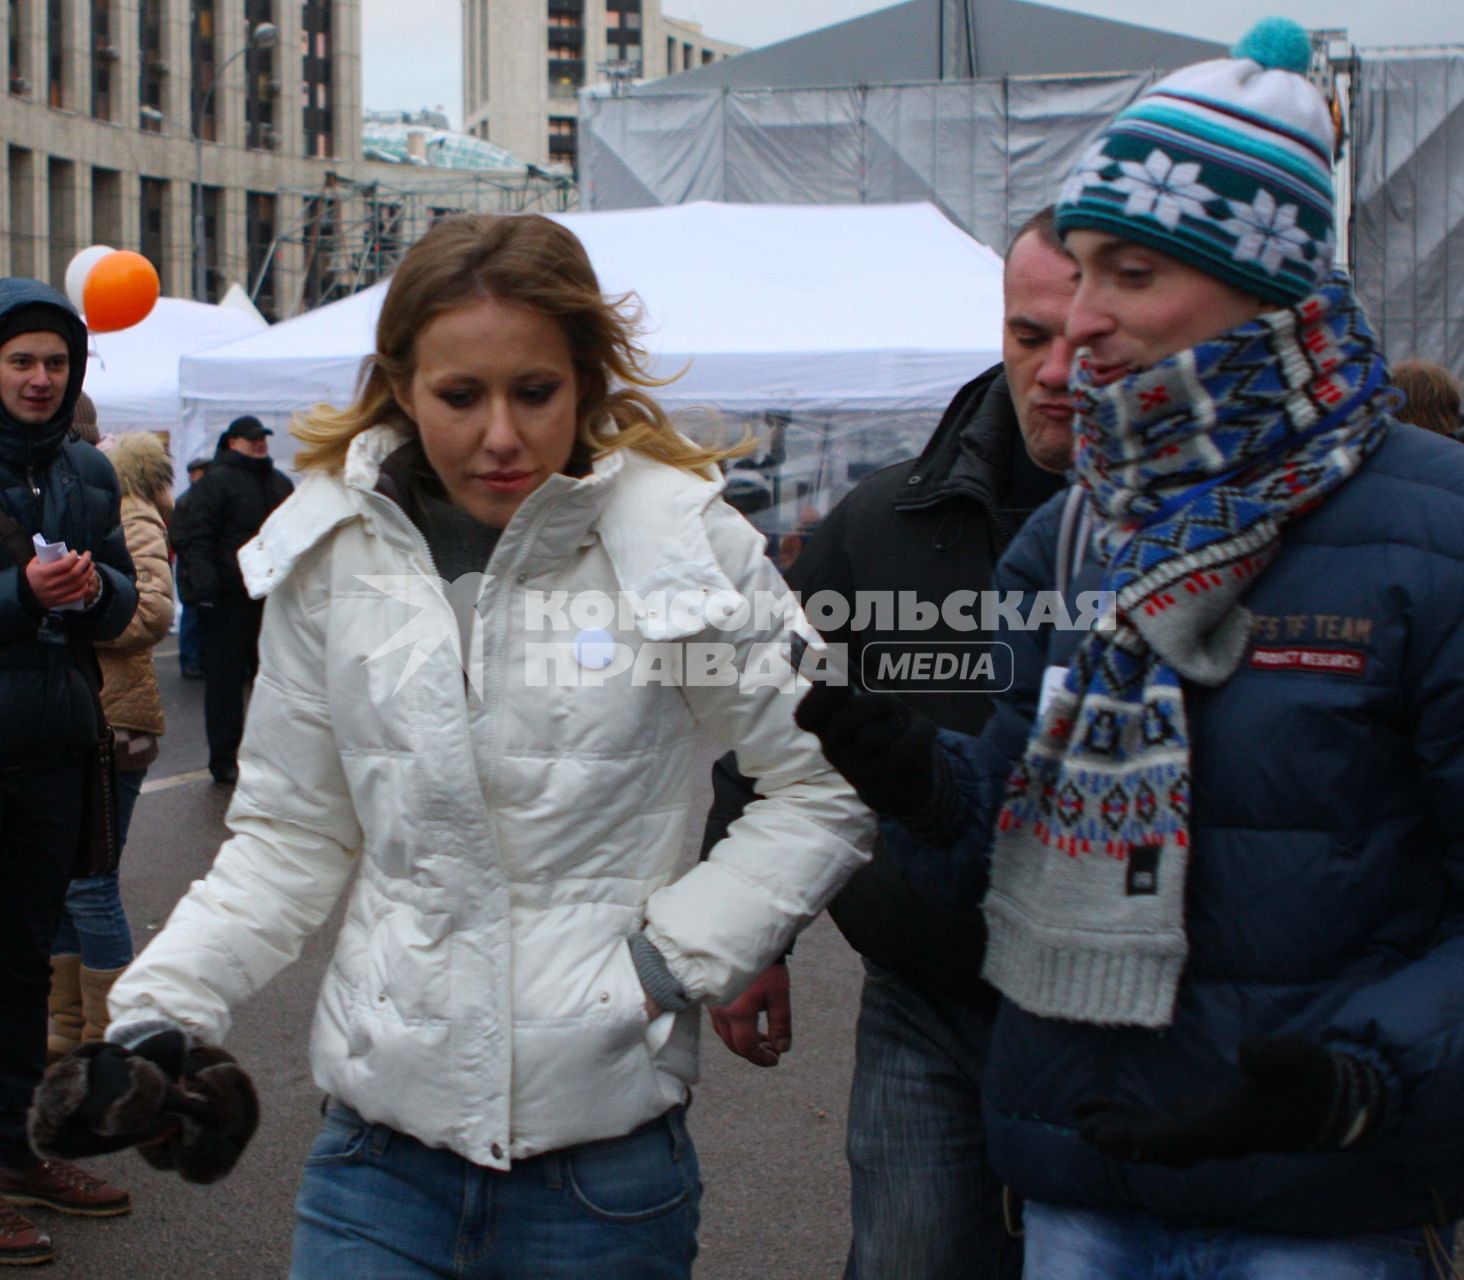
[42,645,866,1279]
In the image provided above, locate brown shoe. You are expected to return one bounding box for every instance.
[0,1201,52,1266]
[0,1160,130,1218]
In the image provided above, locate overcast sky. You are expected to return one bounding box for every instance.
[362,0,1464,128]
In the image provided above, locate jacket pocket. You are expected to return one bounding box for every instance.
[332,880,452,1026]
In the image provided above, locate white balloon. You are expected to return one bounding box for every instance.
[64,245,116,314]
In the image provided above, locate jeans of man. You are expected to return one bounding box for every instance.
[843,961,1019,1280]
[0,764,87,1169]
[200,597,263,777]
[50,767,145,969]
[290,1101,702,1279]
[1022,1202,1450,1280]
[178,601,203,674]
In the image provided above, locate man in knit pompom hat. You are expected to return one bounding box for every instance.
[796,17,1464,1276]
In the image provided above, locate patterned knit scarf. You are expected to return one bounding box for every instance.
[981,272,1390,1028]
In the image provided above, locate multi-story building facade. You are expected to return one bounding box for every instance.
[1,0,569,319]
[461,0,741,169]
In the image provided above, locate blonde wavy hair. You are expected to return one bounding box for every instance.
[293,213,743,476]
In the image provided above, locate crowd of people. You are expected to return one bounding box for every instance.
[0,15,1461,1279]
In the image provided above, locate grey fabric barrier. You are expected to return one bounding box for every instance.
[1353,56,1464,381]
[582,56,1464,380]
[581,73,1156,253]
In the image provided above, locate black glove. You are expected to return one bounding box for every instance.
[1076,1036,1389,1167]
[795,682,952,832]
[30,1030,259,1184]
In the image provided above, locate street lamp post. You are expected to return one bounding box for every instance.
[189,20,278,302]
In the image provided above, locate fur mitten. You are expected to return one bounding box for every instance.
[136,1043,259,1184]
[29,1040,175,1158]
[30,1029,258,1183]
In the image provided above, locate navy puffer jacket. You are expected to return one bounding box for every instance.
[884,422,1464,1235]
[0,278,137,765]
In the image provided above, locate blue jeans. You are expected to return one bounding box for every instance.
[178,601,203,672]
[50,768,143,969]
[290,1102,701,1279]
[843,961,1018,1280]
[1022,1202,1445,1280]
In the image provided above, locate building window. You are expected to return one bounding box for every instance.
[547,0,582,99]
[245,0,276,149]
[195,184,222,301]
[702,49,714,65]
[47,0,65,107]
[10,0,30,95]
[139,176,166,280]
[90,0,114,119]
[8,147,35,276]
[138,0,163,128]
[665,36,674,76]
[360,198,401,287]
[301,193,337,307]
[91,166,121,246]
[47,157,76,287]
[548,115,576,165]
[682,41,692,71]
[246,190,277,318]
[192,0,216,140]
[301,1,333,157]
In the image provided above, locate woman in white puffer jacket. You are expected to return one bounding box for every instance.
[42,214,872,1278]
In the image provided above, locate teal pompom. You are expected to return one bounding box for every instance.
[1232,17,1312,73]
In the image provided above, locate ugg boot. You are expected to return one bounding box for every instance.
[46,954,84,1062]
[78,965,127,1045]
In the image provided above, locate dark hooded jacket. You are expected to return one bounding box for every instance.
[0,278,137,766]
[172,443,293,605]
[703,365,1062,1002]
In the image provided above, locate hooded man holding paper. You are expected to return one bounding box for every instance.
[0,279,136,1265]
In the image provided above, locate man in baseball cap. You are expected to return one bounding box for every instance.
[172,413,292,783]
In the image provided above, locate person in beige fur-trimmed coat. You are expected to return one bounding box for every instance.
[47,430,174,1057]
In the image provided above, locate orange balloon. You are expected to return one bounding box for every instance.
[82,250,160,333]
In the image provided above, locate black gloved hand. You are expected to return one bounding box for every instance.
[29,1037,179,1159]
[30,1030,258,1184]
[1076,1036,1388,1168]
[135,1041,258,1185]
[795,682,947,825]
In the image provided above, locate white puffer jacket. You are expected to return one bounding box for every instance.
[109,426,871,1168]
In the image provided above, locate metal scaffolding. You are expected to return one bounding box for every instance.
[251,167,579,316]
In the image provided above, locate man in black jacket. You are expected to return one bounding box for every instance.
[704,209,1077,1280]
[172,415,292,784]
[0,279,138,1264]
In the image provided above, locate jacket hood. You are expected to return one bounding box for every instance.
[107,431,174,502]
[240,424,738,636]
[0,278,90,472]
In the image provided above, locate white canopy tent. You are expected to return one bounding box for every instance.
[83,297,267,438]
[176,203,1006,516]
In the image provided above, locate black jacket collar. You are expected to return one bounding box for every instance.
[895,363,1059,517]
